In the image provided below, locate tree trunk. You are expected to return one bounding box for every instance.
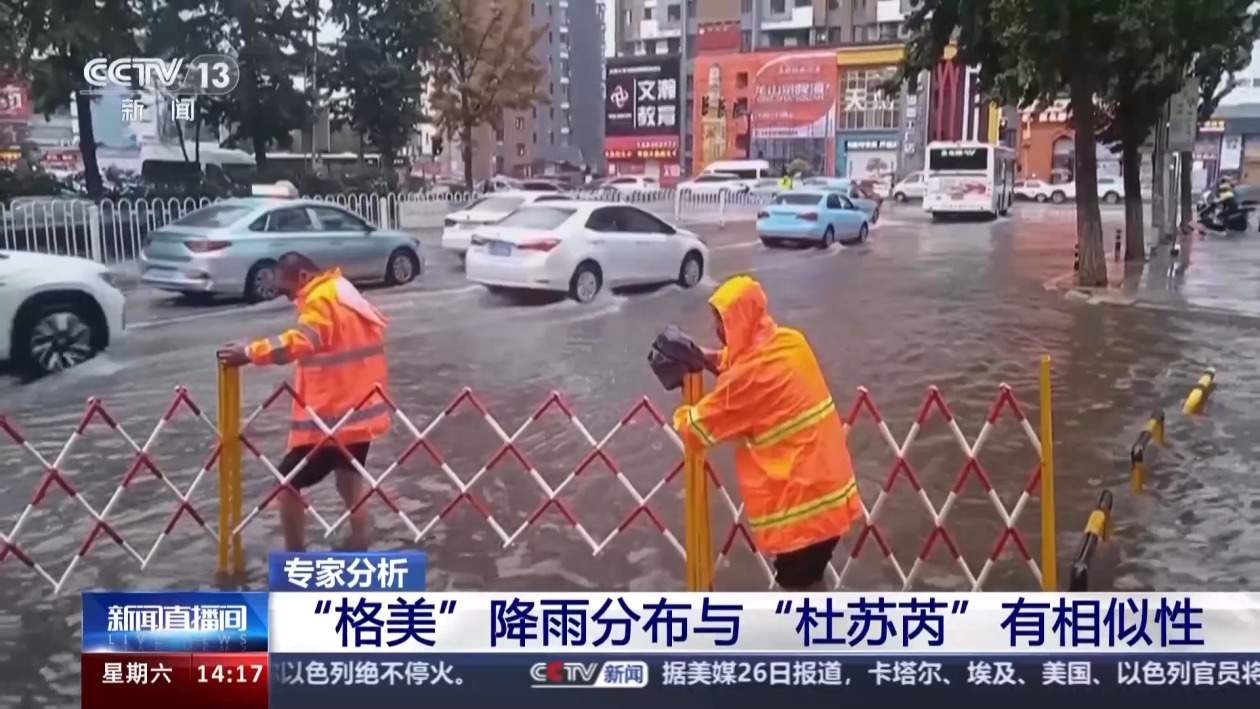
[462,121,474,192]
[74,91,103,199]
[1151,137,1165,240]
[1070,78,1107,286]
[1121,130,1144,261]
[1178,149,1193,229]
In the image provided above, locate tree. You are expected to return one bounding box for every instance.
[326,0,437,180]
[429,0,549,191]
[899,0,1126,286]
[6,0,147,198]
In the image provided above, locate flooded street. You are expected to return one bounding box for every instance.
[4,203,1260,706]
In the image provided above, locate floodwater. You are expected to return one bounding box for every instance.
[3,203,1260,706]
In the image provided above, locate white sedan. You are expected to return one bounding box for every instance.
[465,202,709,303]
[677,173,751,196]
[1,250,127,376]
[441,191,571,255]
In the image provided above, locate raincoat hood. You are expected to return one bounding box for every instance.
[709,275,777,365]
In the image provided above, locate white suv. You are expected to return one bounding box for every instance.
[1,251,126,377]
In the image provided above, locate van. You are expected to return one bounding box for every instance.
[139,143,257,188]
[701,159,773,190]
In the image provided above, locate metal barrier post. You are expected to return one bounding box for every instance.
[1129,410,1165,493]
[682,371,714,591]
[88,205,103,262]
[1039,354,1058,591]
[674,189,682,221]
[1068,490,1113,591]
[378,196,391,230]
[217,363,243,581]
[718,190,727,227]
[1181,367,1216,415]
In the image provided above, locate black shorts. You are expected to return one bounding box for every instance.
[279,443,370,490]
[773,536,840,590]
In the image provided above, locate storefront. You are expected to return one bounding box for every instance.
[692,50,837,176]
[605,55,682,186]
[840,136,900,185]
[835,62,902,186]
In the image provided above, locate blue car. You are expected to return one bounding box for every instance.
[755,190,871,248]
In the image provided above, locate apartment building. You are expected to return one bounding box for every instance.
[441,0,605,184]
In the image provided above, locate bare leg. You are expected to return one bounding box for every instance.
[279,488,307,552]
[335,468,372,550]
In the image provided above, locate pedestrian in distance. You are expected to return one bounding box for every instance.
[672,275,863,591]
[217,252,391,552]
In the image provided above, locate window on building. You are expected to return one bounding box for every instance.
[741,0,752,12]
[771,0,786,13]
[533,132,537,144]
[647,41,657,55]
[514,116,524,131]
[645,7,653,20]
[494,122,504,142]
[828,0,840,9]
[530,3,534,16]
[830,27,844,43]
[841,68,901,131]
[516,143,526,158]
[879,22,898,41]
[741,30,752,50]
[768,33,784,47]
[550,107,555,120]
[734,97,750,117]
[687,0,696,16]
[736,72,749,89]
[667,38,680,54]
[795,0,811,6]
[668,4,680,21]
[624,10,631,26]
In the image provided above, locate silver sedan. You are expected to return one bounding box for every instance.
[139,198,425,302]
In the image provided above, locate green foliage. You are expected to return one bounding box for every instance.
[429,0,549,189]
[325,0,437,170]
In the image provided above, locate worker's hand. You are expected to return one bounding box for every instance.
[216,343,250,367]
[699,347,722,375]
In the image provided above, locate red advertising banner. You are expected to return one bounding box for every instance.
[751,51,837,140]
[697,22,741,53]
[0,80,32,121]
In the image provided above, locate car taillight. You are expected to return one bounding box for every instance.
[444,218,456,227]
[757,210,769,219]
[517,239,561,252]
[798,212,819,221]
[186,239,232,252]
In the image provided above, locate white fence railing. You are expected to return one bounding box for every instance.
[1,189,772,264]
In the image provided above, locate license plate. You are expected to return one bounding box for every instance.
[489,241,512,256]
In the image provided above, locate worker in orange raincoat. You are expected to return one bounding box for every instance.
[673,275,862,590]
[217,252,390,552]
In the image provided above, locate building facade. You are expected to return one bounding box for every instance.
[604,55,684,184]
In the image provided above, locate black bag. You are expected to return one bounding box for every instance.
[648,326,706,391]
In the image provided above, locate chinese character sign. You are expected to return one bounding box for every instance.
[0,80,32,121]
[606,56,682,137]
[750,52,838,140]
[269,552,428,593]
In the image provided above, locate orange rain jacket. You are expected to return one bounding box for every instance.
[673,276,861,555]
[246,268,391,449]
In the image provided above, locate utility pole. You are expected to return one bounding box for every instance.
[680,0,689,176]
[308,0,319,171]
[1152,102,1166,241]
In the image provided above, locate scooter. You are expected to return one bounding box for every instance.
[1197,198,1253,233]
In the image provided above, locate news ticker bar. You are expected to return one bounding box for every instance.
[82,652,267,709]
[267,654,1260,708]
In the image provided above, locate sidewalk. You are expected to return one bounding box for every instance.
[1046,229,1260,320]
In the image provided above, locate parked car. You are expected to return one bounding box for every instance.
[1014,179,1076,203]
[891,171,926,202]
[441,191,572,256]
[677,173,751,196]
[464,202,708,304]
[1096,176,1124,204]
[799,177,883,223]
[139,197,425,302]
[755,190,871,248]
[1,250,126,376]
[597,175,661,195]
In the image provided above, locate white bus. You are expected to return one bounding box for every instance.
[923,141,1016,219]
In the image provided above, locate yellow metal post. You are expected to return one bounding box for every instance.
[682,372,714,591]
[217,363,243,582]
[1039,355,1058,591]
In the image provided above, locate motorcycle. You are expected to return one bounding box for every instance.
[1197,196,1253,233]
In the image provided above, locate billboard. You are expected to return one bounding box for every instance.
[751,51,838,140]
[605,55,681,138]
[0,79,32,122]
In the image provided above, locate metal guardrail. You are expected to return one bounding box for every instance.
[2,360,1061,596]
[1,189,774,264]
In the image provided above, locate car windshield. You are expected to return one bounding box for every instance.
[772,194,823,206]
[498,206,576,229]
[697,175,733,182]
[467,196,526,213]
[170,204,253,227]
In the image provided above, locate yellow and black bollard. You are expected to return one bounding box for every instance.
[682,371,714,591]
[1068,490,1113,592]
[1129,410,1165,492]
[1114,229,1122,261]
[216,362,245,585]
[1073,243,1080,272]
[1181,367,1217,415]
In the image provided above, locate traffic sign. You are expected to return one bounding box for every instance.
[1167,79,1199,151]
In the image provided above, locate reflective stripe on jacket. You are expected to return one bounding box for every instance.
[673,275,861,555]
[246,268,391,448]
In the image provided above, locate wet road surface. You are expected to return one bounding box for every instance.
[3,202,1260,706]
